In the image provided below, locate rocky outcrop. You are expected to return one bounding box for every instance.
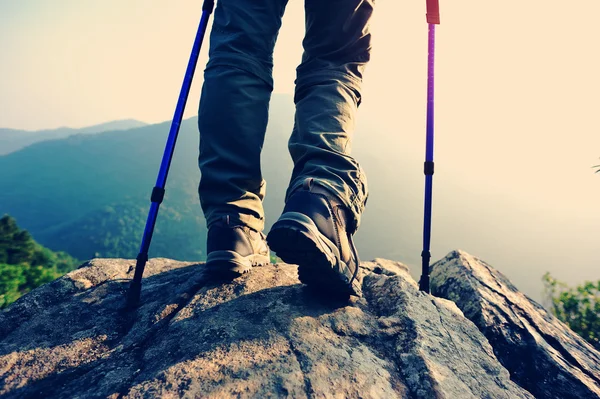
[0,251,596,398]
[430,250,600,399]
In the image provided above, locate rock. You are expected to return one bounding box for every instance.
[430,250,600,399]
[0,255,533,398]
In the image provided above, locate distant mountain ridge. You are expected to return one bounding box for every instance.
[0,119,147,155]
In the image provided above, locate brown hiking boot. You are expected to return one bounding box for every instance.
[266,178,362,297]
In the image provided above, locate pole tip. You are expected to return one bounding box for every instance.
[419,276,431,293]
[125,280,142,309]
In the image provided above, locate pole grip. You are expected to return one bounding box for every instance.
[426,0,440,24]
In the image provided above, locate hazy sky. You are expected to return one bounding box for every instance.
[1,1,599,294]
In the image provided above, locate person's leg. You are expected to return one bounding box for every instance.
[198,0,289,233]
[199,0,289,277]
[286,0,375,233]
[267,0,375,296]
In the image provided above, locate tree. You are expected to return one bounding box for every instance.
[0,214,79,308]
[593,158,600,173]
[543,273,600,350]
[0,215,20,264]
[0,263,25,308]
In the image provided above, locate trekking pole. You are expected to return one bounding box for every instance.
[126,0,215,309]
[419,0,440,293]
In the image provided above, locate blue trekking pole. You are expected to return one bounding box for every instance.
[126,0,215,309]
[419,0,440,293]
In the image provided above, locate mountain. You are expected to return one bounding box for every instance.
[0,117,204,258]
[1,251,598,398]
[0,94,598,301]
[0,96,294,263]
[0,93,419,263]
[0,119,147,155]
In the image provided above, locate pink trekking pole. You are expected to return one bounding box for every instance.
[419,0,440,293]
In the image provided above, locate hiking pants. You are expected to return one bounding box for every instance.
[198,0,374,233]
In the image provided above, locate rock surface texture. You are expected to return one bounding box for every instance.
[0,251,596,398]
[430,250,600,399]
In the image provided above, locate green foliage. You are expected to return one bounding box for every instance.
[543,272,600,350]
[0,215,79,308]
[0,263,25,308]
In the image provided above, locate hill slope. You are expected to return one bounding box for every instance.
[0,95,295,261]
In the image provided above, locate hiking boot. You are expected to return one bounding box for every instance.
[266,178,362,297]
[205,215,270,279]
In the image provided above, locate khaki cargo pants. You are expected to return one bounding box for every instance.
[198,0,374,233]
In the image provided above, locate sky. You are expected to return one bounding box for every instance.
[1,0,599,296]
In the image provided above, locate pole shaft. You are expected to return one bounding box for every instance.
[137,10,211,257]
[420,23,436,293]
[426,24,435,163]
[154,11,211,192]
[126,5,214,308]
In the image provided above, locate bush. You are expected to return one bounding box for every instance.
[543,272,600,350]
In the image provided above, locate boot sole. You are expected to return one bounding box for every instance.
[267,212,361,297]
[205,250,270,279]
